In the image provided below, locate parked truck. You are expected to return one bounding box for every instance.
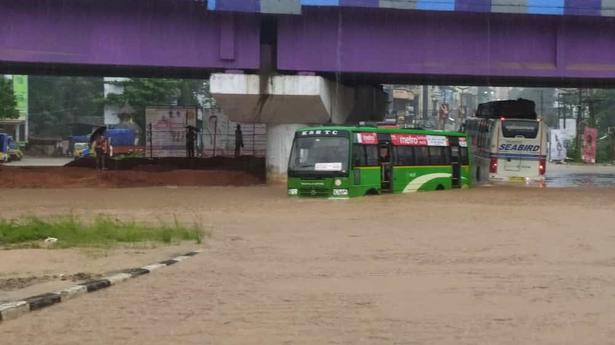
[70,128,144,160]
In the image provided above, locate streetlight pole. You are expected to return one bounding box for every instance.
[576,89,583,156]
[422,85,429,122]
[457,86,470,128]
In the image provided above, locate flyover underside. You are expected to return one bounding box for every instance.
[5,1,615,185]
[0,0,260,72]
[210,73,386,183]
[277,7,615,82]
[3,2,615,86]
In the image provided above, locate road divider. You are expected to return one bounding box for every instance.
[0,250,202,322]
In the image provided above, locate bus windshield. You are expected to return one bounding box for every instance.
[501,120,539,139]
[289,136,349,175]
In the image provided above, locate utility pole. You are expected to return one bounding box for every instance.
[575,88,588,159]
[557,90,566,129]
[422,85,428,122]
[539,89,544,119]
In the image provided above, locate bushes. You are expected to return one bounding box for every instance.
[0,216,204,248]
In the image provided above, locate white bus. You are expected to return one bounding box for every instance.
[463,100,547,184]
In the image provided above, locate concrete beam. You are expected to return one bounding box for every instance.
[211,73,386,184]
[210,73,351,124]
[210,73,385,125]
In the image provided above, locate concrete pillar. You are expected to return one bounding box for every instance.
[210,74,386,183]
[15,123,20,142]
[210,73,353,124]
[266,123,305,184]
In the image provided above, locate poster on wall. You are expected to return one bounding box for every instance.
[202,108,267,158]
[549,129,567,162]
[145,106,197,157]
[582,127,598,164]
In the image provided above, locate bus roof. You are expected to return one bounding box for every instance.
[296,126,467,137]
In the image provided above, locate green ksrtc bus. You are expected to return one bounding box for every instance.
[287,126,472,198]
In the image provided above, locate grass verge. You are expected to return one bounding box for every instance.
[0,216,204,248]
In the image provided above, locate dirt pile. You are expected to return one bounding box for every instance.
[0,156,265,188]
[0,167,264,188]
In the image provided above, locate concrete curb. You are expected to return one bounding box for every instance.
[0,250,202,323]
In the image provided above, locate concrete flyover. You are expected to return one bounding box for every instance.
[0,0,261,75]
[4,0,615,182]
[209,74,385,182]
[4,1,615,85]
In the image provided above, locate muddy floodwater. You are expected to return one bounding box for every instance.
[546,163,615,187]
[2,181,615,344]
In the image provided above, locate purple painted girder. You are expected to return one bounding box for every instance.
[277,7,615,79]
[0,0,260,70]
[3,1,615,82]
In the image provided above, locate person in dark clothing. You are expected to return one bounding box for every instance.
[186,126,197,159]
[94,134,108,170]
[235,124,244,158]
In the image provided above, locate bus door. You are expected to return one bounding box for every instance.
[449,137,461,188]
[378,135,393,192]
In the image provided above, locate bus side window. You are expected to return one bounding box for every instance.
[395,146,414,165]
[415,146,429,165]
[352,144,366,167]
[428,147,447,165]
[365,145,379,166]
[353,144,379,167]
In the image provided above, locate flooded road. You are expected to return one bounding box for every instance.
[3,157,73,167]
[546,163,615,187]
[2,186,615,344]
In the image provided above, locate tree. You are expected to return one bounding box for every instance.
[592,89,615,134]
[0,76,19,120]
[29,76,104,137]
[509,87,557,127]
[105,78,215,131]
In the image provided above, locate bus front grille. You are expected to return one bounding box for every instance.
[298,188,330,197]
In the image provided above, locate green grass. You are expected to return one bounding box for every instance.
[0,216,204,249]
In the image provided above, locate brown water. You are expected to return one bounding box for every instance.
[546,163,615,187]
[2,185,615,344]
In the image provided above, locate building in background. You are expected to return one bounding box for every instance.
[202,107,266,158]
[103,77,129,125]
[0,75,28,144]
[384,85,478,130]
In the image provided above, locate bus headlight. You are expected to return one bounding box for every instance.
[334,178,342,186]
[332,189,348,196]
[288,189,298,196]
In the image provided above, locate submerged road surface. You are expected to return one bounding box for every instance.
[1,186,615,344]
[3,157,73,167]
[546,163,615,187]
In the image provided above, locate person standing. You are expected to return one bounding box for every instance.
[235,124,244,158]
[94,134,109,170]
[186,126,197,159]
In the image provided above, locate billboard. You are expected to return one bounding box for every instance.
[582,127,598,164]
[202,108,266,157]
[549,129,567,162]
[145,106,197,157]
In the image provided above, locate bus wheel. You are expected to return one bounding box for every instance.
[366,188,379,196]
[436,184,445,191]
